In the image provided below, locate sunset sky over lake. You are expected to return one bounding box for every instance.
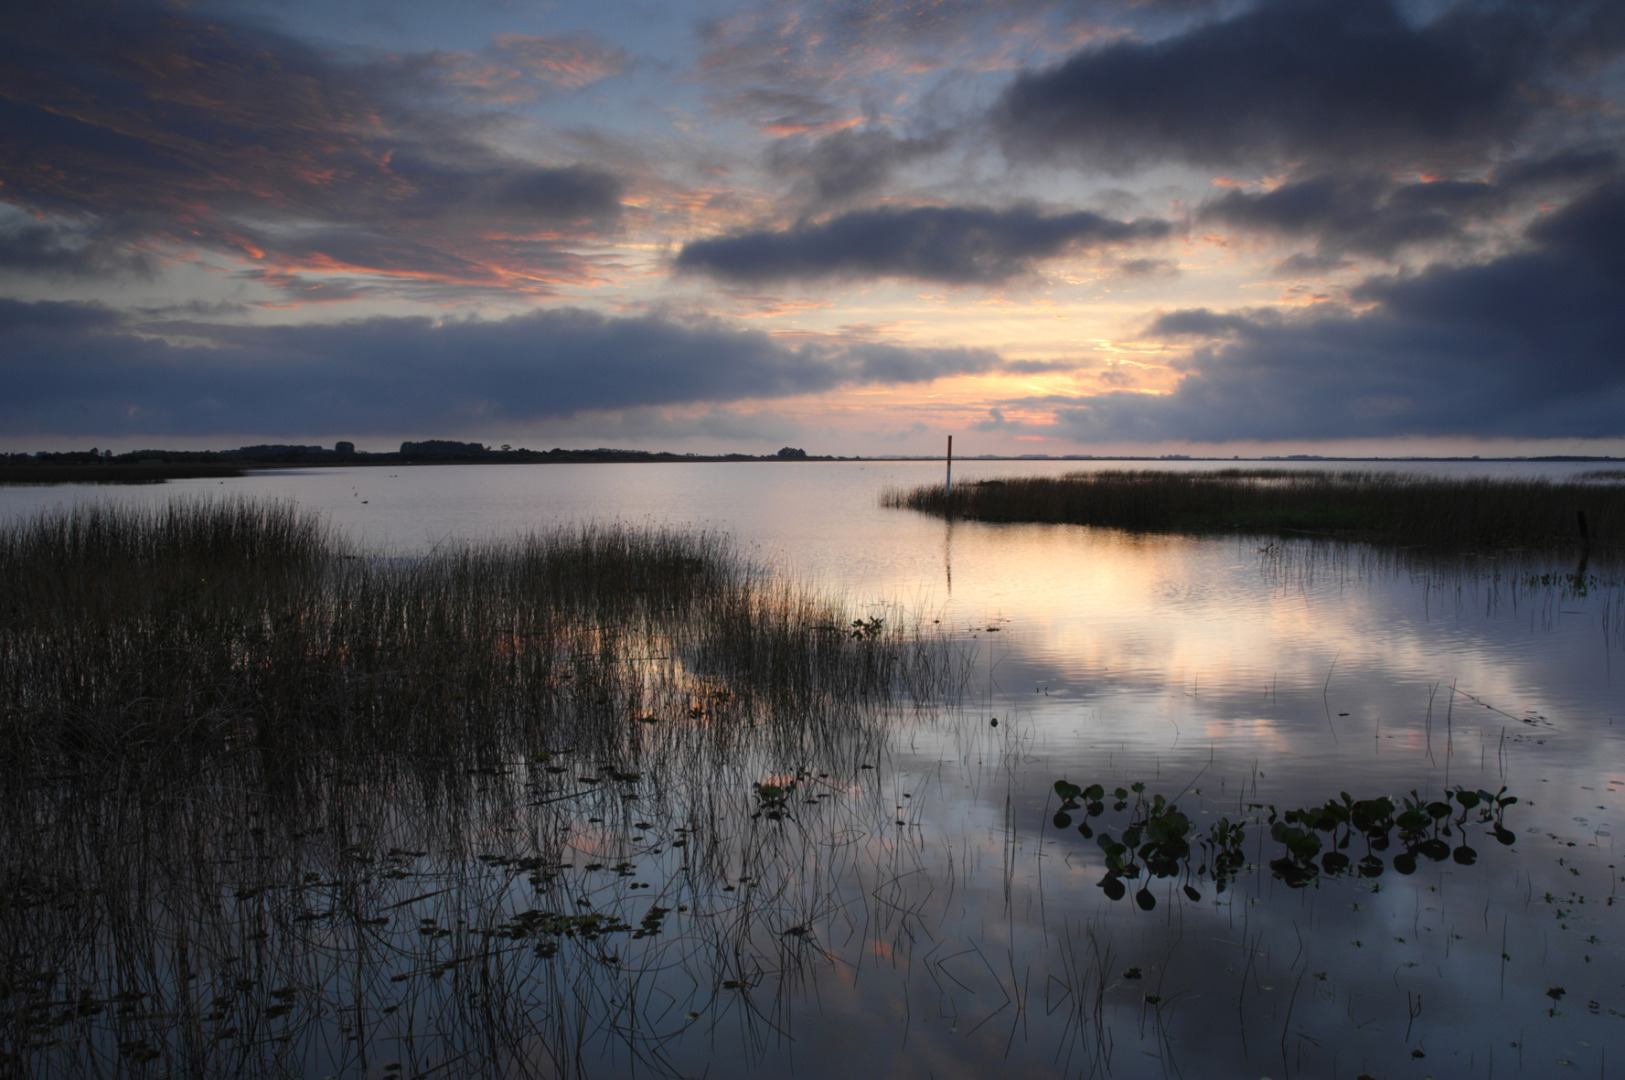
[5,0,1624,456]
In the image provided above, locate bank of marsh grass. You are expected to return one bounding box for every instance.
[0,499,969,1076]
[0,499,954,782]
[884,468,1625,551]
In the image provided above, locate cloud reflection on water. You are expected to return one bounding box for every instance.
[2,461,1621,1076]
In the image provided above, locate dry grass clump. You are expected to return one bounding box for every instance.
[884,469,1621,551]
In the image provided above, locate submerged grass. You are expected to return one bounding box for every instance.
[883,469,1625,552]
[0,499,967,1076]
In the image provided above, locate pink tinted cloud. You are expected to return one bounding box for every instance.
[0,6,626,301]
[438,33,630,103]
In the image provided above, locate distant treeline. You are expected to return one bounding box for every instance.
[0,462,246,486]
[0,442,828,484]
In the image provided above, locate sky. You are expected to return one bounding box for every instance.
[3,0,1625,457]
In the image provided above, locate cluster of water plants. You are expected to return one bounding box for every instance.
[886,469,1624,552]
[1052,779,1520,905]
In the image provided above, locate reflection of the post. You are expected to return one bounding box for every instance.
[943,515,954,596]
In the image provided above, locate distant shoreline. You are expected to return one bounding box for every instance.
[4,442,1623,486]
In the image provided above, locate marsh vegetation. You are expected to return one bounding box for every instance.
[2,484,1620,1078]
[885,468,1625,552]
[0,499,964,1076]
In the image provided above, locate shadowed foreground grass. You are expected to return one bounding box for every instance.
[884,469,1625,551]
[0,499,966,1077]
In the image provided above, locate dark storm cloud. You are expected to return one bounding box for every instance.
[766,128,950,204]
[1117,257,1178,278]
[1496,149,1621,190]
[676,205,1170,284]
[0,304,998,436]
[995,0,1625,171]
[0,1,624,289]
[1203,175,1497,259]
[1201,151,1621,260]
[0,214,156,277]
[1045,182,1625,442]
[478,166,625,225]
[690,0,1245,145]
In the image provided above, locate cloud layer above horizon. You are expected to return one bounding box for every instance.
[3,0,1624,452]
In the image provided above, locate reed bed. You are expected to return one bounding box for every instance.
[0,498,953,782]
[0,498,968,1076]
[883,468,1623,552]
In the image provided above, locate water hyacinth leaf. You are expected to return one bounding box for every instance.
[1047,777,1520,908]
[1269,856,1317,889]
[1396,809,1429,835]
[1135,887,1156,911]
[1418,838,1451,862]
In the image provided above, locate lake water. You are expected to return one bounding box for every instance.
[6,460,1622,1078]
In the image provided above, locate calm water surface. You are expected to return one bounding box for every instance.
[6,461,1622,1078]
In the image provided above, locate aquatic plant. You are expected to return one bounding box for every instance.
[1051,779,1520,902]
[0,499,969,1077]
[884,469,1625,553]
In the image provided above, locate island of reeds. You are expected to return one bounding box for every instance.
[884,468,1625,552]
[0,499,962,1077]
